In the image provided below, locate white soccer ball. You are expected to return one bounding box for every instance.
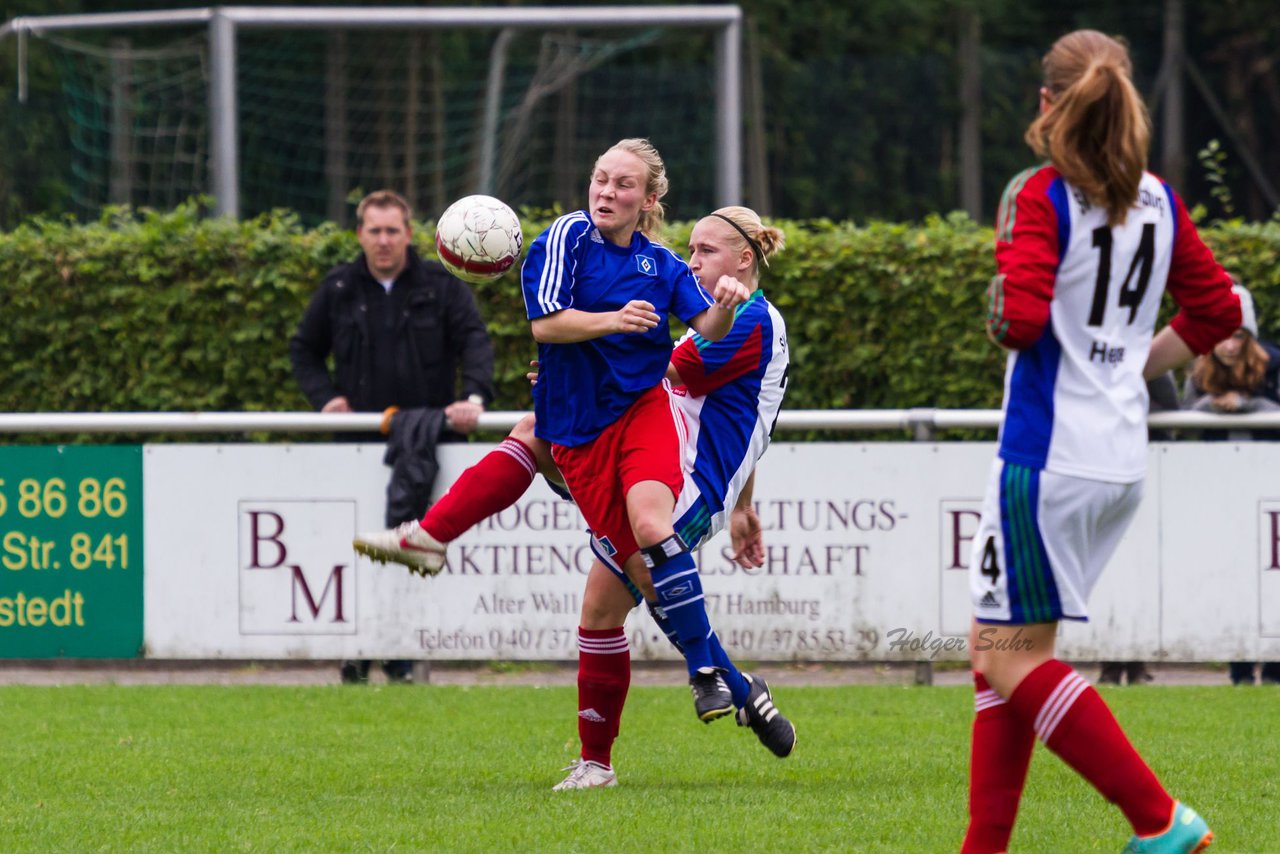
[434,194,524,284]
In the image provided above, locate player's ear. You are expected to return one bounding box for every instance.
[1038,86,1053,115]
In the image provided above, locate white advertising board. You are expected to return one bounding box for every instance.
[143,442,1280,662]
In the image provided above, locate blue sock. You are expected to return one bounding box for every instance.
[647,548,713,675]
[646,600,685,654]
[708,632,750,708]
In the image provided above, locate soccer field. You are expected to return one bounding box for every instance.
[0,683,1273,852]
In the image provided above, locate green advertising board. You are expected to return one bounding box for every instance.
[0,446,143,658]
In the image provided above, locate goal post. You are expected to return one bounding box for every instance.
[3,5,743,219]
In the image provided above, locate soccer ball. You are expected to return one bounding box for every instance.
[434,195,524,284]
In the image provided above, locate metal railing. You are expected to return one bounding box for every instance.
[0,409,1277,435]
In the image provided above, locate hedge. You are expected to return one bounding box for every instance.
[1,203,1277,438]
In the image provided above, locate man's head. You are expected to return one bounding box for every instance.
[356,190,413,281]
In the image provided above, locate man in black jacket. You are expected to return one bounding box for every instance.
[289,189,495,683]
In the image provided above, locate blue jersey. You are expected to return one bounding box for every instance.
[669,291,789,547]
[522,211,714,447]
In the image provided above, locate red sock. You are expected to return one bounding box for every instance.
[419,438,536,542]
[1008,659,1173,836]
[575,627,630,768]
[962,672,1035,854]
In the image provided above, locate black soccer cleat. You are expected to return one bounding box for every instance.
[736,672,796,757]
[689,668,735,723]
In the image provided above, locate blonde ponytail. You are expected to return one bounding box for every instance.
[707,206,786,280]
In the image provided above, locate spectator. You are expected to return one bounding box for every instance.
[1181,283,1280,687]
[1098,659,1153,686]
[1146,371,1181,437]
[1181,283,1280,437]
[289,189,495,684]
[1230,661,1280,685]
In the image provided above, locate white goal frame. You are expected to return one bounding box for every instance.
[2,6,743,218]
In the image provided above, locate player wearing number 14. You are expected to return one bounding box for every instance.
[964,30,1239,854]
[985,144,1237,482]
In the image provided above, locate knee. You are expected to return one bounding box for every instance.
[511,414,537,445]
[580,589,632,630]
[631,516,675,549]
[512,414,558,478]
[630,572,656,602]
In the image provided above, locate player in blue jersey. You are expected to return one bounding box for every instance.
[355,205,796,787]
[523,140,755,755]
[962,31,1237,854]
[556,205,793,789]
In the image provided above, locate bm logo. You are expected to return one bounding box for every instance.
[238,501,357,635]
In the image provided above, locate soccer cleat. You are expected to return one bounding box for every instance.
[352,520,446,577]
[551,759,618,791]
[1122,802,1213,854]
[736,672,797,758]
[690,668,735,723]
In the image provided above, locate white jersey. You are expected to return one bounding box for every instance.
[990,166,1237,483]
[668,292,788,547]
[588,291,788,576]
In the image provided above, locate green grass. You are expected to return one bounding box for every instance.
[0,683,1274,852]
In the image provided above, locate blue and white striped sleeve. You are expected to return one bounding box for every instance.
[521,211,591,320]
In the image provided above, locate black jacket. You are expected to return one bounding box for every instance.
[289,247,495,414]
[383,407,446,527]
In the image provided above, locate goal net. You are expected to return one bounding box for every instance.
[32,19,723,225]
[50,32,210,216]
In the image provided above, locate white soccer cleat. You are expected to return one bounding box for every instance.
[551,759,618,791]
[352,520,446,577]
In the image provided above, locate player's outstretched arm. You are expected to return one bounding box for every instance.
[687,275,750,342]
[1144,327,1195,380]
[531,302,659,343]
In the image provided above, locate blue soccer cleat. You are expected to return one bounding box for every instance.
[1122,802,1212,854]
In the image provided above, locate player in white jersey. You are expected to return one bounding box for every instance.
[961,30,1239,854]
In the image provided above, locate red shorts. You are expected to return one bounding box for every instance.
[552,382,686,565]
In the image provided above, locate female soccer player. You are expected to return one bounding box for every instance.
[354,205,796,786]
[524,139,752,730]
[553,205,793,789]
[962,30,1239,854]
